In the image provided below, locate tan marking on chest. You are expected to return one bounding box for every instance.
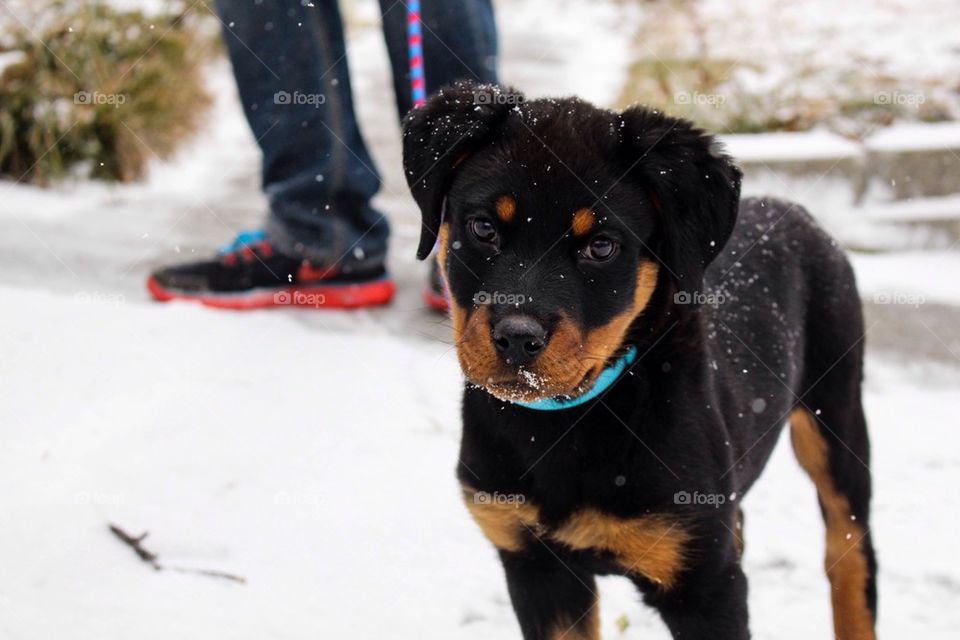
[463,485,687,588]
[553,509,690,588]
[462,486,541,552]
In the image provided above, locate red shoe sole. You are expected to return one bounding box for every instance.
[146,275,396,310]
[422,286,450,313]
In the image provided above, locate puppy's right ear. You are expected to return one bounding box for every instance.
[402,81,516,260]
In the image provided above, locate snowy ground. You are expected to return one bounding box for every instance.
[2,286,959,639]
[1,0,959,637]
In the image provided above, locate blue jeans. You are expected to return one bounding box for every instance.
[213,0,498,270]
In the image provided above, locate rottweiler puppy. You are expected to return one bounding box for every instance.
[402,81,876,640]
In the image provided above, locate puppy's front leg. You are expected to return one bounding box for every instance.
[500,548,599,640]
[651,558,750,640]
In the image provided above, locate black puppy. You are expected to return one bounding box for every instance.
[402,81,877,640]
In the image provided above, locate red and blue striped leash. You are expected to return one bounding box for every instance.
[406,0,426,107]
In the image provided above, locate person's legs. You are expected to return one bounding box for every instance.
[147,1,498,309]
[380,0,498,118]
[216,0,388,271]
[148,1,397,308]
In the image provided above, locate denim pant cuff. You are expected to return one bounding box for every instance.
[265,207,389,273]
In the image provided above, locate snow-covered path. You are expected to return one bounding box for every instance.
[2,285,959,638]
[1,0,959,637]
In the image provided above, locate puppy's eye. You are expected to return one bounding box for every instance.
[468,216,499,244]
[580,236,618,262]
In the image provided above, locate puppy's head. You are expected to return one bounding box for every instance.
[403,81,741,403]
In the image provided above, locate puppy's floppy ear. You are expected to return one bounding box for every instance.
[402,80,517,260]
[618,107,742,286]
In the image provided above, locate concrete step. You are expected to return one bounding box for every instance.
[859,194,960,247]
[864,194,960,223]
[853,249,960,366]
[722,131,865,183]
[863,123,960,201]
[721,124,960,203]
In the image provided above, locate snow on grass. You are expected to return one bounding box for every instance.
[0,58,261,224]
[620,0,960,134]
[1,284,958,638]
[695,0,960,85]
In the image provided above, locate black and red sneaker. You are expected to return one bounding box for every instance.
[146,230,395,310]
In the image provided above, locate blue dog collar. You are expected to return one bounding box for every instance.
[510,346,638,411]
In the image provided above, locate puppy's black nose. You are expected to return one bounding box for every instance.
[492,316,548,366]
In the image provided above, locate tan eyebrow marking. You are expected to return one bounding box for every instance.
[571,208,596,236]
[495,194,516,222]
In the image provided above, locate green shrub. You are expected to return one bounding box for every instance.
[0,1,216,184]
[616,0,955,136]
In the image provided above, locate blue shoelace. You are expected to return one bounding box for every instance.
[219,229,266,254]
